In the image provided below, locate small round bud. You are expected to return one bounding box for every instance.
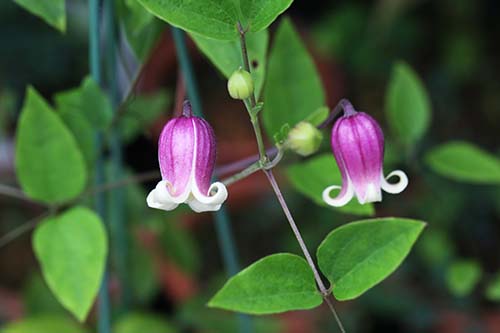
[227,68,254,100]
[287,121,323,156]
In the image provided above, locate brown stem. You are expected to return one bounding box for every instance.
[0,211,51,249]
[0,184,44,206]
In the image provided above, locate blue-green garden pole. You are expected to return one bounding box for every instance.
[171,27,253,333]
[104,0,131,311]
[88,1,112,332]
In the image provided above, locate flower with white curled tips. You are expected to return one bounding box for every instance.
[322,100,408,206]
[147,101,228,213]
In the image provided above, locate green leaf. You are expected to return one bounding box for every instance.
[15,87,87,204]
[445,259,482,297]
[136,0,291,40]
[485,273,500,302]
[425,141,500,184]
[55,76,113,130]
[124,0,155,33]
[286,154,374,216]
[385,62,431,146]
[114,313,177,333]
[208,253,322,314]
[137,0,240,40]
[317,218,425,300]
[190,30,268,99]
[118,0,163,60]
[240,0,294,33]
[263,18,325,138]
[33,206,108,321]
[13,0,66,32]
[119,90,171,142]
[1,315,87,333]
[58,109,96,169]
[416,229,454,266]
[304,106,329,126]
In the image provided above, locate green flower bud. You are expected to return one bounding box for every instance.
[227,68,254,100]
[287,121,323,156]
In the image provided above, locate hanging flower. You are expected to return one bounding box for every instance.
[322,101,408,206]
[147,101,228,213]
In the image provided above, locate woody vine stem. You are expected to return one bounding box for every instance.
[236,22,346,333]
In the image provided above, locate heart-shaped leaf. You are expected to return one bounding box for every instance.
[15,87,87,204]
[33,206,108,321]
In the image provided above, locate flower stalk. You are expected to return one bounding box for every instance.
[236,21,346,332]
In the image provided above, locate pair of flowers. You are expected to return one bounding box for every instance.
[147,101,408,212]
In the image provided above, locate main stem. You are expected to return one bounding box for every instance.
[238,24,267,163]
[265,170,345,332]
[264,170,327,292]
[237,22,346,332]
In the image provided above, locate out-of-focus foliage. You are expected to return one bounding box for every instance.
[33,207,107,321]
[263,18,325,137]
[55,77,113,131]
[12,0,65,32]
[22,274,65,316]
[117,0,163,60]
[385,62,431,148]
[425,141,500,184]
[1,315,87,333]
[114,312,177,333]
[118,90,171,143]
[15,87,87,203]
[1,0,500,332]
[180,291,282,333]
[485,273,500,302]
[445,259,482,297]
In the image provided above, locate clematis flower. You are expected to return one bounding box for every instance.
[147,101,228,213]
[322,101,408,206]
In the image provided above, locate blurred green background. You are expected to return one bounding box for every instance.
[0,0,499,332]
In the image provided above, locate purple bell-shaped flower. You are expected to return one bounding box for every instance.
[147,101,228,212]
[322,101,408,206]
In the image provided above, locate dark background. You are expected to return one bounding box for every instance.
[0,0,499,332]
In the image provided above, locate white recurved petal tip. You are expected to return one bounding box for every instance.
[381,170,409,194]
[147,180,183,211]
[147,180,229,213]
[360,182,382,204]
[322,181,355,207]
[189,182,228,212]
